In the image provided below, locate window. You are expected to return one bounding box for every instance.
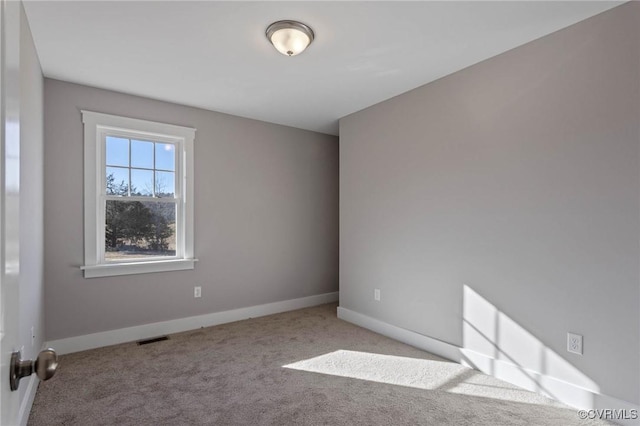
[81,111,196,278]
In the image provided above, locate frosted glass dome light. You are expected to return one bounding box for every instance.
[266,20,314,57]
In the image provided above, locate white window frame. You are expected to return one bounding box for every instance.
[81,111,196,278]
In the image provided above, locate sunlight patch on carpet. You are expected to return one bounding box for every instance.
[284,349,567,407]
[446,377,566,407]
[284,350,468,390]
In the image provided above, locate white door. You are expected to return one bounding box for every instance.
[0,0,23,423]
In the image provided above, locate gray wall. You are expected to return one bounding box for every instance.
[340,2,639,405]
[44,80,338,340]
[18,1,45,412]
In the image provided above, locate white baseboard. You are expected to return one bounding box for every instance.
[17,375,37,426]
[17,343,47,426]
[47,292,338,355]
[337,306,461,362]
[460,348,639,426]
[337,306,639,426]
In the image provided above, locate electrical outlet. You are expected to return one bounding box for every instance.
[194,286,202,298]
[567,332,583,355]
[374,289,381,302]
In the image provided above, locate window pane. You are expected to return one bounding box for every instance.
[131,140,154,169]
[106,167,129,195]
[105,200,176,261]
[131,169,154,196]
[106,136,129,167]
[155,143,175,171]
[155,171,175,197]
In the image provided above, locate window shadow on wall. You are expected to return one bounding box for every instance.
[461,284,598,409]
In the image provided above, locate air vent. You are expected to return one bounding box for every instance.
[137,336,169,345]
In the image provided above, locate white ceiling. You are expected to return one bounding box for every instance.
[23,1,621,136]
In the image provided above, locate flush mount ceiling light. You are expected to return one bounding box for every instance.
[266,20,314,57]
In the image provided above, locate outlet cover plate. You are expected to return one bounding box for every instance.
[567,332,583,355]
[194,286,202,298]
[374,289,381,301]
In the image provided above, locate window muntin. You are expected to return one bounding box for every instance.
[102,133,180,262]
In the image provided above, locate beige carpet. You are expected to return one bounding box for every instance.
[28,303,609,425]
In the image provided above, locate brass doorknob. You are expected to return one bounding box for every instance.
[10,348,58,391]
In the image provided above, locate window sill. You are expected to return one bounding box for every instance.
[81,258,197,278]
